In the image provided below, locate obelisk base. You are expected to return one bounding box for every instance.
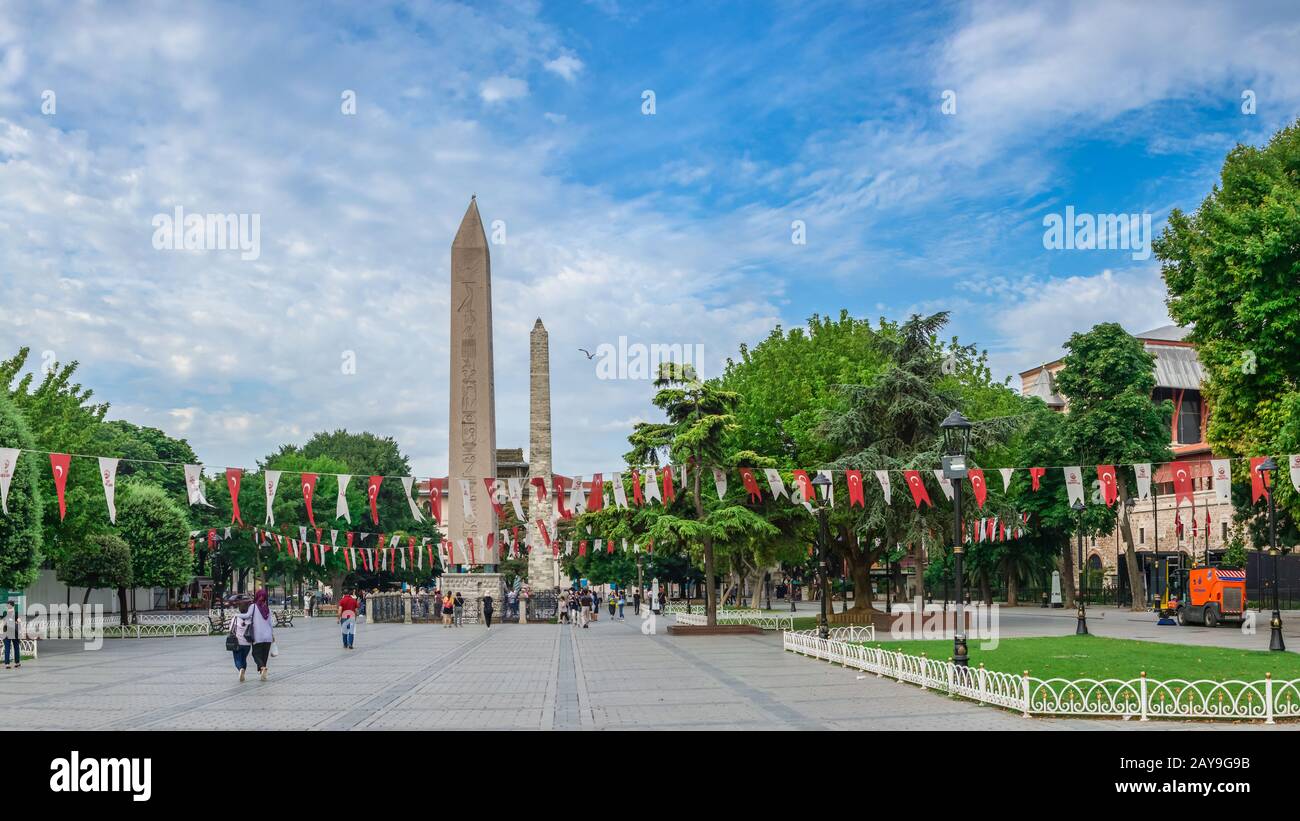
[440,573,504,625]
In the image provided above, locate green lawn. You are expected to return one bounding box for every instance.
[868,635,1300,681]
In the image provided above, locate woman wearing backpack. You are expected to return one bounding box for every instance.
[248,589,276,680]
[228,601,253,682]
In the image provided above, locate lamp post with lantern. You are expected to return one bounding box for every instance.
[940,410,972,667]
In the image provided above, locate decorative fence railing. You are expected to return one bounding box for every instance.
[663,603,761,616]
[783,629,1298,723]
[675,612,796,631]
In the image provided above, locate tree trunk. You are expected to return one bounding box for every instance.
[842,529,878,613]
[979,568,992,606]
[83,587,93,606]
[1006,563,1019,607]
[1060,539,1076,607]
[1117,485,1147,610]
[693,466,717,626]
[116,586,129,625]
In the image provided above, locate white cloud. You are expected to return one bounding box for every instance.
[544,54,584,82]
[479,75,528,103]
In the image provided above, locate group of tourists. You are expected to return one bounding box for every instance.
[226,589,277,682]
[558,585,665,628]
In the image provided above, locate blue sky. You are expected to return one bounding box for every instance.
[1,0,1298,477]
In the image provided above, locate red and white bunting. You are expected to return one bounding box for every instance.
[0,448,17,515]
[1063,466,1084,507]
[367,475,383,524]
[50,453,71,521]
[401,476,425,523]
[264,470,281,525]
[300,473,318,527]
[875,470,891,505]
[184,464,212,507]
[335,474,351,523]
[99,457,120,524]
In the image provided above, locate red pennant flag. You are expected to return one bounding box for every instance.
[968,468,987,509]
[606,538,614,555]
[49,453,71,521]
[555,476,575,519]
[511,526,520,553]
[739,468,762,502]
[1175,511,1184,539]
[226,468,244,525]
[1250,456,1272,503]
[530,475,548,503]
[630,470,644,505]
[792,470,813,503]
[483,478,505,517]
[408,536,415,566]
[429,478,446,525]
[902,470,932,509]
[301,473,319,527]
[1029,467,1046,491]
[984,518,995,542]
[646,537,653,554]
[344,549,352,570]
[346,531,355,548]
[468,535,477,565]
[1169,460,1194,508]
[661,465,675,503]
[587,473,604,512]
[208,529,216,549]
[427,543,434,567]
[536,519,553,553]
[1096,465,1117,507]
[579,540,587,557]
[367,476,383,524]
[998,520,1006,542]
[845,470,865,507]
[1205,510,1211,529]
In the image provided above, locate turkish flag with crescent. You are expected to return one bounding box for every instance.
[739,468,762,502]
[903,470,932,508]
[1096,465,1117,507]
[49,453,71,521]
[1250,456,1272,503]
[845,470,865,507]
[587,473,604,512]
[968,468,987,509]
[553,475,573,519]
[1029,467,1046,491]
[367,475,383,524]
[483,478,505,517]
[1169,460,1194,507]
[227,468,243,525]
[629,470,644,505]
[301,473,318,527]
[660,465,675,503]
[428,477,445,525]
[792,470,813,503]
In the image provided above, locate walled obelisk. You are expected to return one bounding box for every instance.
[448,197,498,564]
[526,318,558,588]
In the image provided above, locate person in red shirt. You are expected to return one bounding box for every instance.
[338,590,359,650]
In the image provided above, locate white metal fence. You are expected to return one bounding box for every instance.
[782,628,1299,723]
[675,611,796,630]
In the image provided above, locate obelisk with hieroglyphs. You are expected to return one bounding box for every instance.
[448,196,498,564]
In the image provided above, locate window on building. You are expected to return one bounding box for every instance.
[1222,522,1228,541]
[1139,527,1145,545]
[1177,392,1202,444]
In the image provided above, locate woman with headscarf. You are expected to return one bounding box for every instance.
[229,600,254,681]
[249,589,276,680]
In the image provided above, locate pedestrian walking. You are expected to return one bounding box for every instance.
[608,592,617,619]
[3,601,22,670]
[453,592,465,626]
[591,590,599,622]
[228,601,253,681]
[617,591,626,619]
[482,592,494,628]
[507,588,518,620]
[579,589,592,628]
[633,589,641,616]
[338,589,360,650]
[249,589,276,680]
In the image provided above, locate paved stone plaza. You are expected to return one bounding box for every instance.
[4,606,1298,730]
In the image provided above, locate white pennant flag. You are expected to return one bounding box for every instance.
[98,457,120,523]
[1210,459,1232,503]
[712,467,727,500]
[763,468,788,500]
[569,475,587,515]
[999,468,1015,492]
[335,474,352,523]
[931,470,954,502]
[1290,455,1300,492]
[612,472,629,508]
[816,470,834,507]
[1063,466,1085,507]
[875,470,891,505]
[506,478,525,519]
[1133,463,1152,501]
[299,525,308,543]
[264,470,282,525]
[643,470,661,504]
[0,448,17,515]
[459,479,475,520]
[400,476,426,522]
[623,538,629,553]
[565,540,574,556]
[330,529,338,546]
[184,464,212,507]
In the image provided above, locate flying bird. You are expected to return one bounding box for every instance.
[579,348,595,359]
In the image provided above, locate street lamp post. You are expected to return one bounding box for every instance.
[940,410,972,667]
[1258,458,1285,652]
[812,473,833,640]
[1121,496,1135,608]
[765,573,772,611]
[1072,499,1088,635]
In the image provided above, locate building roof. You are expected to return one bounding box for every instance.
[1135,324,1191,342]
[1023,366,1065,407]
[1146,342,1204,390]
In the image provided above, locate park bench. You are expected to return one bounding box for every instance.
[207,613,231,634]
[315,604,340,618]
[273,610,295,628]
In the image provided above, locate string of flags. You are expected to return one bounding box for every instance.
[1,448,1296,537]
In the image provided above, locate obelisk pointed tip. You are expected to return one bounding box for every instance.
[533,317,546,332]
[453,196,487,249]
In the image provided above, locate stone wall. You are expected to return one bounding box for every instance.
[440,573,505,624]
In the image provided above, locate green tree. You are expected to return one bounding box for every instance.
[1051,323,1173,609]
[56,533,131,605]
[1155,118,1300,544]
[0,394,44,589]
[114,482,192,623]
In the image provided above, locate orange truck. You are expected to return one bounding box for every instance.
[1173,567,1246,627]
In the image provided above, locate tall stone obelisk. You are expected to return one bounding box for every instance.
[526,318,558,588]
[448,197,498,564]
